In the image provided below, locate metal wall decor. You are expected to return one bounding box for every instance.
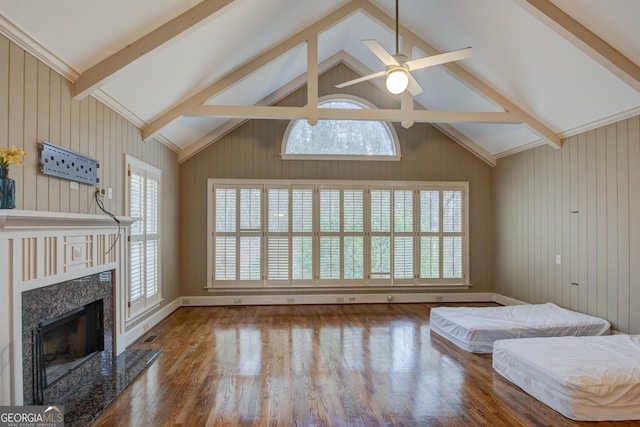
[39,141,99,185]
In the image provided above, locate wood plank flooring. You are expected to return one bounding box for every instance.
[93,304,635,426]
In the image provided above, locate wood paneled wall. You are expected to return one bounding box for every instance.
[179,63,494,297]
[494,116,640,333]
[0,34,180,319]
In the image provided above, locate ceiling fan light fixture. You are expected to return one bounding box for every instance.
[385,66,409,94]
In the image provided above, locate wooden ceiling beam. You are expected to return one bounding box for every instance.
[142,0,366,141]
[72,0,235,99]
[359,0,561,149]
[516,0,640,94]
[184,104,525,124]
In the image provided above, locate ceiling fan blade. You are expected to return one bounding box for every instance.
[335,70,386,89]
[406,47,472,71]
[407,73,424,96]
[362,39,398,66]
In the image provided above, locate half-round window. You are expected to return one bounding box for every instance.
[281,95,401,161]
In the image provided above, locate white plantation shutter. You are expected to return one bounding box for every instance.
[393,189,414,283]
[419,190,439,279]
[319,189,341,283]
[418,187,465,282]
[215,236,236,280]
[343,189,364,281]
[291,188,314,283]
[442,190,464,279]
[213,186,262,286]
[370,189,391,281]
[267,188,289,284]
[127,157,161,319]
[208,179,468,289]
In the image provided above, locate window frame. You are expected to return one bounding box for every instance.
[208,179,469,290]
[281,95,402,161]
[125,155,162,320]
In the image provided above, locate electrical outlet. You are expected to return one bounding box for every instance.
[96,187,106,196]
[108,187,113,199]
[435,296,443,302]
[387,295,394,302]
[336,297,345,303]
[286,297,295,304]
[233,298,242,304]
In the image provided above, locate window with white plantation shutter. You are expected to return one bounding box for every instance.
[213,186,262,287]
[208,179,468,289]
[267,188,289,284]
[393,189,414,283]
[418,188,465,283]
[126,156,161,319]
[291,188,314,284]
[369,189,391,282]
[343,189,364,282]
[319,188,341,282]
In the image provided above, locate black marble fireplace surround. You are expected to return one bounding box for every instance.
[22,271,161,426]
[22,272,114,406]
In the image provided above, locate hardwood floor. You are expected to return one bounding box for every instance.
[94,304,634,426]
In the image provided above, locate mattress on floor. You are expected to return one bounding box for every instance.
[429,303,610,353]
[493,334,640,421]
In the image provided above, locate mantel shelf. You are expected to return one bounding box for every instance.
[0,209,137,230]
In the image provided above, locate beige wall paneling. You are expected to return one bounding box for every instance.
[36,61,49,212]
[24,53,37,211]
[616,121,630,333]
[605,124,618,328]
[48,71,61,212]
[585,128,597,317]
[629,116,640,333]
[180,63,494,297]
[8,43,24,209]
[577,133,588,313]
[494,115,640,333]
[595,126,607,320]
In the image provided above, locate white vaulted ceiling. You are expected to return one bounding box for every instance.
[0,0,639,165]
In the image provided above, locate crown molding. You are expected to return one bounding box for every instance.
[0,13,79,81]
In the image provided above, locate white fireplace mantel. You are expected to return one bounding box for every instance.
[0,209,135,405]
[0,209,138,229]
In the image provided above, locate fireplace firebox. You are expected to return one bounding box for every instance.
[32,299,105,404]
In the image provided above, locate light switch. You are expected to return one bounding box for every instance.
[555,255,561,265]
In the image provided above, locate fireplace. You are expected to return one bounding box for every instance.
[22,272,114,406]
[33,299,105,403]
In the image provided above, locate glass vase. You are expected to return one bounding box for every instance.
[0,168,16,209]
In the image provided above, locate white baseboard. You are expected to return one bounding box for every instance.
[124,298,181,347]
[123,293,528,346]
[180,292,496,307]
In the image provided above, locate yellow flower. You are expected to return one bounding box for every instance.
[0,145,27,169]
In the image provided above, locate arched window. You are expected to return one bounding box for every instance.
[281,95,401,161]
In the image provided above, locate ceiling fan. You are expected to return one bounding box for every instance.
[335,0,472,95]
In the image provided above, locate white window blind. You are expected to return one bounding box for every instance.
[126,157,161,319]
[213,186,262,286]
[209,180,468,288]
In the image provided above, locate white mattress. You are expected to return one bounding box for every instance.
[493,335,640,421]
[429,303,610,353]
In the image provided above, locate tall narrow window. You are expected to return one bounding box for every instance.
[126,156,161,319]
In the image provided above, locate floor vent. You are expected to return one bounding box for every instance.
[142,335,158,343]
